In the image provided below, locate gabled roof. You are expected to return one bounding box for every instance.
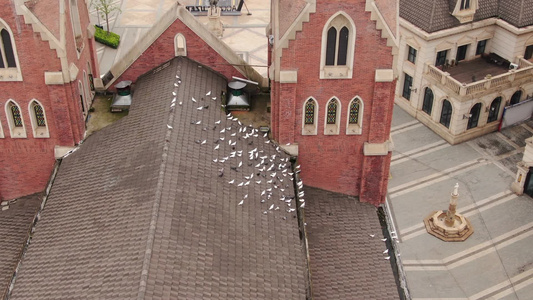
[10,57,307,299]
[400,0,533,33]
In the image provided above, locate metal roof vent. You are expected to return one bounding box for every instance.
[226,80,250,111]
[111,80,132,112]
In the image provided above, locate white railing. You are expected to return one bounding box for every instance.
[425,59,533,97]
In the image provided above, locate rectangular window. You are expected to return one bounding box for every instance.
[476,40,487,55]
[407,46,417,64]
[456,44,469,62]
[435,50,448,66]
[402,74,413,100]
[525,45,533,60]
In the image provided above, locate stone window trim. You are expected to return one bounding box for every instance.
[0,18,22,81]
[174,33,187,56]
[466,102,482,130]
[28,99,50,138]
[476,39,488,56]
[324,97,341,135]
[346,96,363,135]
[302,97,318,136]
[320,11,356,79]
[402,73,413,100]
[5,100,27,138]
[435,49,449,67]
[510,89,523,105]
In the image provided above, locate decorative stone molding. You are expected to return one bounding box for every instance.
[363,141,392,156]
[280,70,298,83]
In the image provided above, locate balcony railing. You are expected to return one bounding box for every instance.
[425,57,533,97]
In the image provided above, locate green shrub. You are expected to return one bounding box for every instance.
[94,26,120,49]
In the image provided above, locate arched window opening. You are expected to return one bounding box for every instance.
[325,27,337,66]
[174,33,187,56]
[487,97,501,123]
[29,100,50,138]
[467,103,482,129]
[321,13,355,79]
[1,29,16,68]
[5,100,26,138]
[33,103,46,126]
[327,99,338,124]
[510,90,522,105]
[440,100,452,128]
[349,100,360,124]
[422,88,434,115]
[304,99,315,125]
[10,103,22,127]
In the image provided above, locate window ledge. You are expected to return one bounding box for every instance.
[302,124,317,135]
[33,127,50,138]
[10,127,27,138]
[320,66,352,79]
[324,124,340,135]
[346,124,362,135]
[0,69,23,81]
[453,10,475,23]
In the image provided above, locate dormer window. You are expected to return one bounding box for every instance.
[452,0,478,23]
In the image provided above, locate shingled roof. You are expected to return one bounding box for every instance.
[400,0,532,33]
[9,57,307,299]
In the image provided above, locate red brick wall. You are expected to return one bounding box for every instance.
[0,0,96,200]
[114,19,244,87]
[273,0,395,205]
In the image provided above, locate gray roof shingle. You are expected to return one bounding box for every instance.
[0,193,42,299]
[9,57,307,299]
[400,0,532,33]
[304,186,400,299]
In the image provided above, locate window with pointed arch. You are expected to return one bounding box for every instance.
[324,97,341,135]
[0,18,22,81]
[5,100,26,138]
[174,33,187,56]
[439,100,452,129]
[346,97,363,135]
[302,98,318,135]
[29,100,50,138]
[320,12,356,79]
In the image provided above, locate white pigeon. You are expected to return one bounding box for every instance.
[238,200,244,206]
[369,234,376,238]
[191,97,197,102]
[179,102,183,105]
[215,120,221,124]
[238,161,243,168]
[214,144,220,150]
[384,256,391,260]
[243,194,248,199]
[256,180,261,184]
[244,181,250,186]
[195,120,201,125]
[174,83,179,87]
[197,106,203,110]
[220,128,226,133]
[170,103,176,108]
[201,140,207,145]
[381,238,387,242]
[212,97,217,100]
[213,158,218,163]
[263,133,268,137]
[172,91,177,96]
[286,143,291,146]
[287,208,296,213]
[265,140,270,144]
[238,182,244,187]
[261,190,266,196]
[167,125,173,129]
[228,179,235,184]
[383,249,389,254]
[300,203,305,208]
[269,204,274,210]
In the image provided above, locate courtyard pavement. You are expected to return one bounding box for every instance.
[388,105,533,299]
[89,0,269,78]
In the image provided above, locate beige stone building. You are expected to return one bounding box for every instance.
[395,0,533,144]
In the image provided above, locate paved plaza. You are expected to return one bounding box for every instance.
[388,105,533,299]
[89,0,269,78]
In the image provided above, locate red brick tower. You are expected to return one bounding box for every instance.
[0,0,99,200]
[269,0,399,205]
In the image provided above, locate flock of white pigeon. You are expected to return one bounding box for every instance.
[167,71,305,219]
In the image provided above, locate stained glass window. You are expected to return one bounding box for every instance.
[304,100,315,125]
[327,99,338,124]
[33,103,46,126]
[10,104,22,127]
[349,100,360,124]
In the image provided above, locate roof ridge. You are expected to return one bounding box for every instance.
[135,59,180,300]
